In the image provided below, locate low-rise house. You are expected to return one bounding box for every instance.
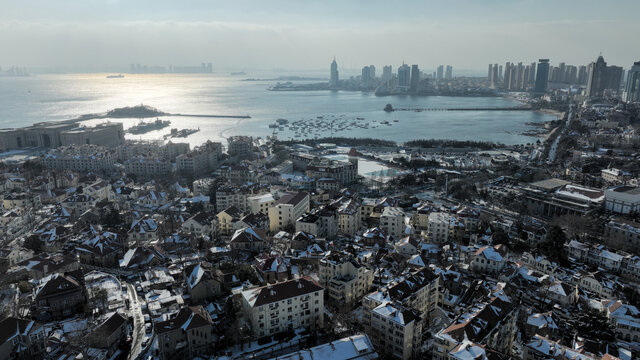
[230,227,267,252]
[546,281,578,305]
[90,312,127,355]
[119,246,166,269]
[601,300,640,343]
[0,317,46,360]
[470,245,507,275]
[33,270,86,320]
[184,262,222,303]
[182,211,216,237]
[128,216,159,245]
[241,277,324,338]
[254,255,290,284]
[155,305,214,360]
[76,232,122,267]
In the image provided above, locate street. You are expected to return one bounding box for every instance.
[126,282,145,360]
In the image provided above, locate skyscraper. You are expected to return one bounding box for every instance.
[381,65,393,82]
[436,65,444,80]
[624,61,640,103]
[503,62,511,89]
[491,64,499,89]
[445,65,453,79]
[488,64,493,80]
[586,55,607,98]
[330,58,339,87]
[398,63,411,90]
[410,64,420,92]
[361,66,371,87]
[369,65,376,79]
[578,66,588,85]
[533,59,550,95]
[529,62,536,84]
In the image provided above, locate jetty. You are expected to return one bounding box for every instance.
[385,105,533,112]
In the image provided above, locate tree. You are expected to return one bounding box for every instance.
[537,225,569,266]
[566,308,616,346]
[23,236,43,254]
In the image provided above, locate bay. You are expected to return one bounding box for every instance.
[0,73,555,146]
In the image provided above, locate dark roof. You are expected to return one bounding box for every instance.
[220,205,243,219]
[155,306,212,334]
[386,268,438,302]
[0,317,42,345]
[35,272,83,299]
[246,277,323,307]
[94,312,127,338]
[189,211,215,225]
[274,192,309,206]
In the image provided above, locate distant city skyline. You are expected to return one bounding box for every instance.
[1,0,639,72]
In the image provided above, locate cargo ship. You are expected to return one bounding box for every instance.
[127,118,171,134]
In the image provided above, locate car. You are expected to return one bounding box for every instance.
[145,323,152,334]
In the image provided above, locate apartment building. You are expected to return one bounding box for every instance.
[269,192,310,232]
[318,253,373,307]
[241,277,324,338]
[380,207,406,239]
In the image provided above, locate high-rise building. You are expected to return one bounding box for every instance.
[398,63,411,90]
[368,65,376,79]
[529,62,537,83]
[436,65,444,80]
[498,65,503,80]
[361,66,371,86]
[410,64,420,92]
[488,64,493,80]
[492,63,499,89]
[503,62,511,89]
[624,61,640,103]
[586,55,608,98]
[381,65,393,82]
[606,65,623,93]
[445,65,453,79]
[330,58,339,88]
[533,59,550,95]
[578,65,588,85]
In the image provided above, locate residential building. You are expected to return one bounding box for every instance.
[319,253,373,307]
[269,192,310,232]
[241,277,324,338]
[155,306,214,360]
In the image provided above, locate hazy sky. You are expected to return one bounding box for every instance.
[1,0,639,73]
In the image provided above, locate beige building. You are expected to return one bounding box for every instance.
[269,192,310,232]
[241,277,324,338]
[59,122,124,147]
[227,135,252,157]
[247,193,276,215]
[42,145,116,172]
[319,253,373,307]
[124,156,171,177]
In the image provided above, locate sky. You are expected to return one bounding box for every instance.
[1,0,639,74]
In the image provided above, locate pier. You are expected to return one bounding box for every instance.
[387,106,533,112]
[168,113,251,119]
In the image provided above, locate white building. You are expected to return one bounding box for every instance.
[605,186,640,214]
[427,212,451,244]
[241,277,324,338]
[269,192,310,232]
[380,207,406,240]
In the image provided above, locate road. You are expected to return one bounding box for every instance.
[547,103,573,163]
[126,283,145,360]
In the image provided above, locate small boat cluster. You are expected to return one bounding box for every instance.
[268,115,399,138]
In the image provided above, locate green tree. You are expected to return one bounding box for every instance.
[537,225,568,266]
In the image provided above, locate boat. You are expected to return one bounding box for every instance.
[106,74,124,78]
[127,118,171,134]
[356,117,364,120]
[163,128,200,139]
[268,123,278,128]
[276,118,289,124]
[393,119,399,122]
[380,120,389,125]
